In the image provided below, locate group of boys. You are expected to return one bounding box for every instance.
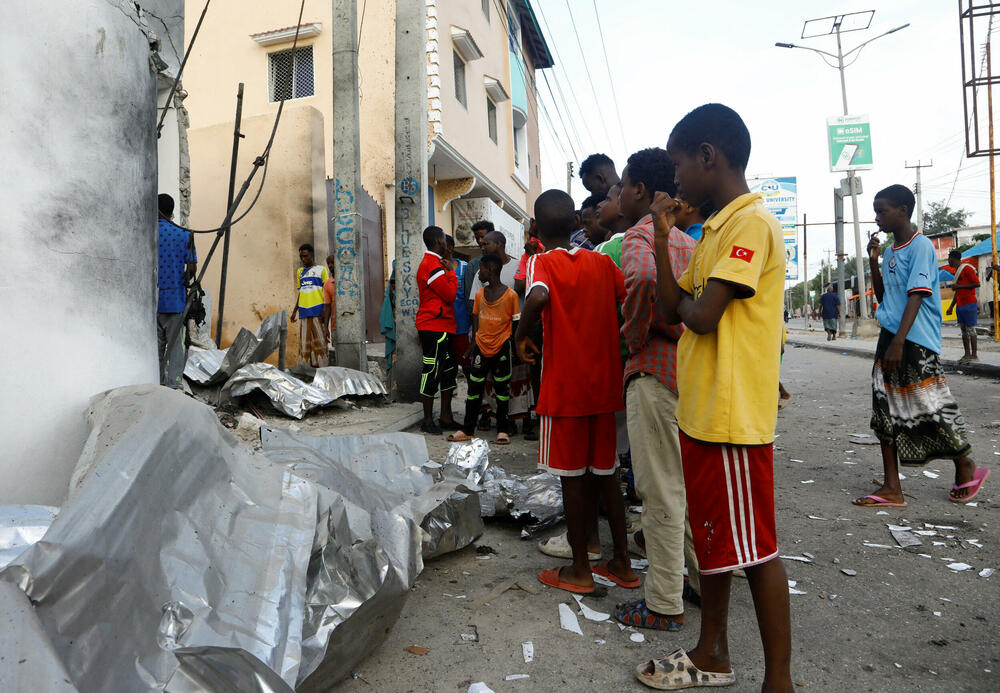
[413,100,994,692]
[415,103,794,691]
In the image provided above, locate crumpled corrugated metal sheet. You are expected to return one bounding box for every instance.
[479,465,564,535]
[184,311,285,385]
[221,364,387,419]
[0,505,58,570]
[0,386,481,691]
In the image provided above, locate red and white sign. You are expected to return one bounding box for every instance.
[730,246,755,263]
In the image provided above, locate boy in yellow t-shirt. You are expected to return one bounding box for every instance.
[634,104,792,693]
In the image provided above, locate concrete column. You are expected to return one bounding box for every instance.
[331,0,366,371]
[392,0,430,401]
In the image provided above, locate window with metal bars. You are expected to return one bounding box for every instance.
[268,46,314,102]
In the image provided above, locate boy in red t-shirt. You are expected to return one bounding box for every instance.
[416,225,459,434]
[515,189,637,594]
[947,249,981,362]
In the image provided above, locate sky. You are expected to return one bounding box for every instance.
[530,0,995,283]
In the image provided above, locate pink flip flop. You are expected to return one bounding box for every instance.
[853,494,907,507]
[950,467,990,503]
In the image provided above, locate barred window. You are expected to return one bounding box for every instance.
[268,46,314,102]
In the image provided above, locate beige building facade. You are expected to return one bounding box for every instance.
[183,0,552,355]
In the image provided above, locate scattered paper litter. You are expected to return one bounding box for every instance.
[925,523,958,530]
[780,555,813,563]
[522,642,534,663]
[594,639,606,645]
[914,530,937,536]
[803,551,815,559]
[947,562,973,572]
[933,611,942,617]
[841,569,857,577]
[558,602,583,635]
[789,587,807,595]
[966,502,979,507]
[886,524,911,532]
[939,597,953,602]
[894,663,902,669]
[617,623,626,632]
[923,470,940,479]
[979,568,994,578]
[573,594,611,622]
[461,633,478,642]
[863,542,895,549]
[890,529,922,548]
[630,633,645,643]
[808,515,828,520]
[469,684,495,693]
[790,459,804,463]
[591,572,616,587]
[919,553,932,558]
[876,511,889,516]
[631,558,650,570]
[966,539,983,548]
[404,645,429,656]
[801,480,815,484]
[505,674,530,681]
[849,433,873,439]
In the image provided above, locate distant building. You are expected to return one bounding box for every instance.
[183,0,552,356]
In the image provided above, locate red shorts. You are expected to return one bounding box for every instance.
[538,413,618,477]
[680,431,778,574]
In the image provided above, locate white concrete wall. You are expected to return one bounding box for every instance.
[0,0,173,505]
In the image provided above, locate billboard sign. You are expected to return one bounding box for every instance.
[827,114,873,171]
[749,176,798,280]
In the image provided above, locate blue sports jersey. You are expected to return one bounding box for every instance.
[875,233,942,353]
[157,219,196,314]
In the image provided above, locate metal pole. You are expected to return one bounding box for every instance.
[988,43,1000,342]
[836,24,870,321]
[566,162,573,194]
[392,0,430,400]
[802,213,809,327]
[216,82,245,347]
[332,0,367,370]
[835,188,847,336]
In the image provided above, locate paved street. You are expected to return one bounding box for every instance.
[338,345,998,693]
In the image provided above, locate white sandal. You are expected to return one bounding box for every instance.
[537,532,601,561]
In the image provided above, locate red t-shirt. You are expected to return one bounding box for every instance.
[954,263,979,306]
[526,247,626,417]
[416,251,458,332]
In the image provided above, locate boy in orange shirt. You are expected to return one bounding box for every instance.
[449,254,519,445]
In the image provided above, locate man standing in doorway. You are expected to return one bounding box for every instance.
[819,284,841,341]
[290,243,330,368]
[157,193,196,389]
[947,249,981,363]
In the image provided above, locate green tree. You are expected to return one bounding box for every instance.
[922,201,971,235]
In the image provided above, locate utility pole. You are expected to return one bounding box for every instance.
[216,82,245,347]
[332,0,366,371]
[802,213,809,327]
[905,160,933,233]
[392,0,429,399]
[834,186,847,336]
[777,12,908,328]
[566,162,574,194]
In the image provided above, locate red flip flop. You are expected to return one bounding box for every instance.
[950,467,990,503]
[591,561,641,589]
[538,567,595,594]
[853,494,907,507]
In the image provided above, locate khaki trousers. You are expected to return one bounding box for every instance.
[626,374,699,615]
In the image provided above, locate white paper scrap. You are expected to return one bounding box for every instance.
[505,674,530,681]
[966,502,979,507]
[914,530,937,536]
[469,684,495,693]
[631,558,650,570]
[801,480,815,484]
[966,539,983,548]
[863,542,895,549]
[979,568,994,578]
[572,594,611,622]
[923,470,940,479]
[522,642,534,663]
[780,555,813,563]
[789,587,807,595]
[591,572,616,587]
[558,603,583,635]
[947,562,973,572]
[887,525,912,532]
[790,459,804,463]
[594,639,606,644]
[808,515,828,520]
[933,611,942,617]
[925,524,958,530]
[876,511,889,516]
[630,633,645,643]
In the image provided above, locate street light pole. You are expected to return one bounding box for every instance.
[776,13,909,325]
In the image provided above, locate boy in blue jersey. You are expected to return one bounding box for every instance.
[156,193,197,389]
[855,184,989,507]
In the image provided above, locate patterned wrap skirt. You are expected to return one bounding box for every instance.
[870,329,971,465]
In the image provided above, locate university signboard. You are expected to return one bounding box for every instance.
[827,115,873,171]
[749,176,798,280]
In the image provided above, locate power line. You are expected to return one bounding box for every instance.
[539,68,583,159]
[532,0,599,152]
[562,0,614,157]
[950,14,995,207]
[590,0,628,154]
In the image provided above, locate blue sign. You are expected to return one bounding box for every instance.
[400,177,419,196]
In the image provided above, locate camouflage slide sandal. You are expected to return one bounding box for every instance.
[635,649,735,690]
